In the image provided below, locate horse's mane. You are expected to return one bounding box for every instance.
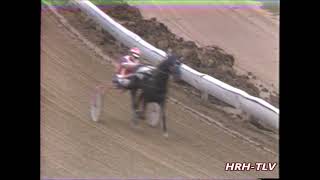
[156,55,177,70]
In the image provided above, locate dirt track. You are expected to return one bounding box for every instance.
[41,10,278,178]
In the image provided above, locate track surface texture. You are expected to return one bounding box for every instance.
[41,10,278,178]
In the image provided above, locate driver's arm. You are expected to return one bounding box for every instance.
[121,61,139,69]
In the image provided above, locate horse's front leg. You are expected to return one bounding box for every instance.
[136,91,145,120]
[130,89,139,126]
[160,101,168,138]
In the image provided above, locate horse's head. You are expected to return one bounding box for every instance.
[156,54,182,81]
[167,55,182,81]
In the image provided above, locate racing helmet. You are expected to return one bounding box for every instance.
[130,47,141,58]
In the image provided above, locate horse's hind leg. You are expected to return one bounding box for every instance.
[137,92,145,119]
[130,90,139,126]
[141,100,147,120]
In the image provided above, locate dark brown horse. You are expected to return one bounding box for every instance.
[125,55,182,137]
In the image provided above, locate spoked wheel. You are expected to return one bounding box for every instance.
[145,103,161,127]
[90,87,105,122]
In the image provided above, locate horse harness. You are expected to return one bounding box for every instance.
[134,65,155,81]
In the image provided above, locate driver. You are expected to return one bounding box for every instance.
[112,47,142,89]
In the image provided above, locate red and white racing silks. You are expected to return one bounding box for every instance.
[117,55,138,76]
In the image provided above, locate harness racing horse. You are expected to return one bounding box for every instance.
[125,55,182,137]
[90,55,181,137]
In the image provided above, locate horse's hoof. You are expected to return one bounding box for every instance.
[163,132,169,138]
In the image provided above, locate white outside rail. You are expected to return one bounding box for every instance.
[68,0,279,129]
